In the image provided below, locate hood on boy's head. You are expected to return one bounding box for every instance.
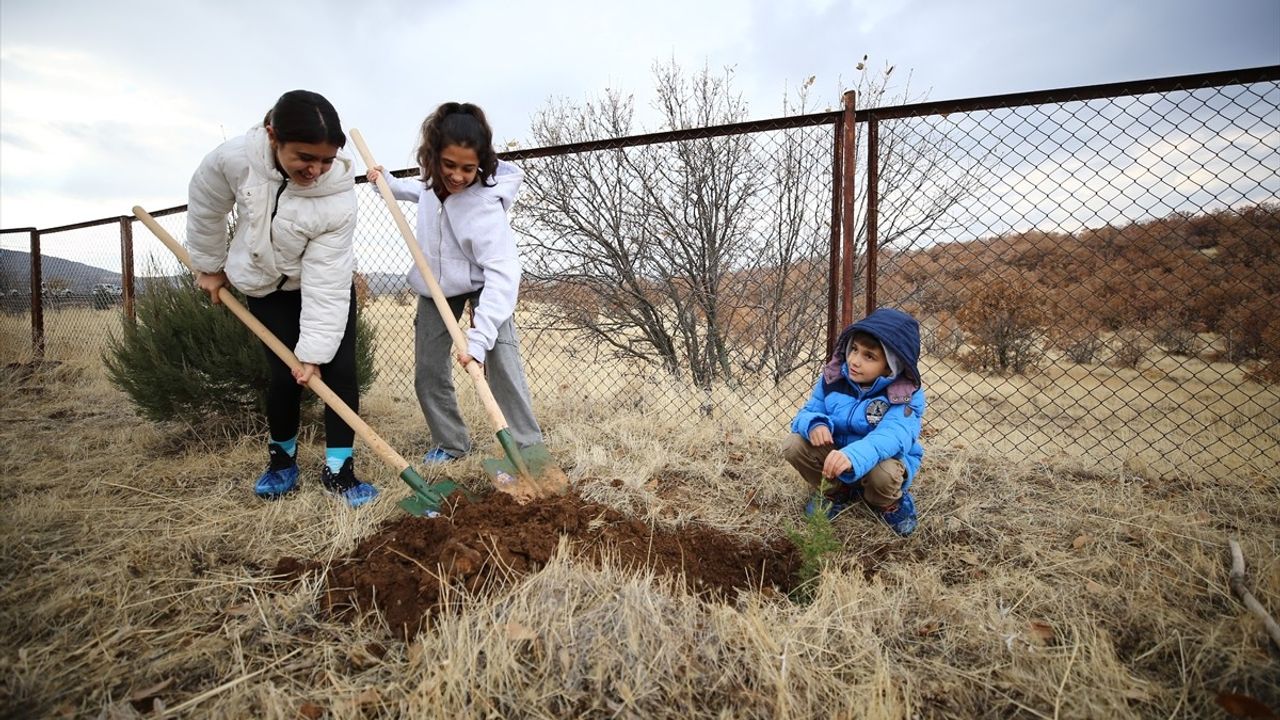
[823,307,922,387]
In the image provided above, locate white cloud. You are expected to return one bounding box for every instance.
[0,46,225,228]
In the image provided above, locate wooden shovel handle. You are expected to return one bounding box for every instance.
[131,206,412,474]
[347,129,513,436]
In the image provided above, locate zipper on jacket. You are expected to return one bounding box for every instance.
[272,179,288,291]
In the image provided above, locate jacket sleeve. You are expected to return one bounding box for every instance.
[789,377,832,436]
[293,199,357,364]
[186,144,237,273]
[378,173,425,204]
[840,388,925,479]
[455,197,521,364]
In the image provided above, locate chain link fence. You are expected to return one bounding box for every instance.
[864,69,1279,480]
[2,67,1276,480]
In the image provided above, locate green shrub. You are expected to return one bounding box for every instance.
[105,272,377,434]
[784,478,842,605]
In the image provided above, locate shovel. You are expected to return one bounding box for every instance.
[348,129,568,502]
[131,206,458,517]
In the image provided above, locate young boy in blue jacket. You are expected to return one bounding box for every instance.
[783,307,925,536]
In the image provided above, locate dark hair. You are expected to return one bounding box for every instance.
[848,330,883,352]
[263,90,346,148]
[415,102,498,189]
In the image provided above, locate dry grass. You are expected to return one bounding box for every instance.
[1,306,1278,718]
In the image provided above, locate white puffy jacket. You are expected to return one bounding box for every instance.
[186,124,357,364]
[379,160,522,364]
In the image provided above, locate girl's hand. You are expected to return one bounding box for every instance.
[808,425,833,446]
[195,270,229,305]
[293,363,320,385]
[822,450,852,479]
[456,351,479,369]
[366,165,384,184]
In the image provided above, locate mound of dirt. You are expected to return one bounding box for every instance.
[275,488,799,638]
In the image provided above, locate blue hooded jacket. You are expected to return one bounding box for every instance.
[789,307,927,488]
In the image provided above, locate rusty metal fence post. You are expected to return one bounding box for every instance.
[119,216,136,324]
[840,90,857,329]
[29,229,45,360]
[827,114,844,357]
[865,116,880,317]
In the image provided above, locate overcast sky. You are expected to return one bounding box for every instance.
[1,0,1277,232]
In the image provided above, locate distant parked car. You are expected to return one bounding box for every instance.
[92,283,124,309]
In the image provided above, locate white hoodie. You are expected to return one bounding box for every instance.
[380,160,522,363]
[186,124,358,365]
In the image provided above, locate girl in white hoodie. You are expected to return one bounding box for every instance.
[366,102,542,463]
[186,90,378,508]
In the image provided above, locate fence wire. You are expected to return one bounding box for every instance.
[2,69,1276,480]
[870,75,1280,479]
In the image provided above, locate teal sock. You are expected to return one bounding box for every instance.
[326,447,353,474]
[272,436,297,458]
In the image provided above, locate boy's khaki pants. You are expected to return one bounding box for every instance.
[782,433,904,509]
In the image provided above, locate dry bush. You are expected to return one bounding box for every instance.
[354,271,372,309]
[1217,295,1279,364]
[1154,321,1200,357]
[955,277,1046,374]
[1109,329,1150,369]
[919,312,965,358]
[1047,317,1107,365]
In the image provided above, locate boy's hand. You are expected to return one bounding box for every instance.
[808,425,833,446]
[822,450,852,479]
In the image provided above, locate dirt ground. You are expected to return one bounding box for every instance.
[276,487,801,638]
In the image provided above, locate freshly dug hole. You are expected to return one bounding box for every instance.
[275,484,801,637]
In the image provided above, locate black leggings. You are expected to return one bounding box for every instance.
[246,285,358,448]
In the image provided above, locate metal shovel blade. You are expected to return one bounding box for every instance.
[482,442,569,500]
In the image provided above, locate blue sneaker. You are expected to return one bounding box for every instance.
[422,447,460,465]
[254,443,299,499]
[879,491,918,537]
[321,458,379,508]
[803,481,863,520]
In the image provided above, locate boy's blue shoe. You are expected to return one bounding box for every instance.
[803,482,862,520]
[321,458,379,509]
[422,447,460,465]
[879,491,918,537]
[254,443,299,499]
[804,495,851,520]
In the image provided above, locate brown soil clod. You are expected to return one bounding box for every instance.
[275,486,800,638]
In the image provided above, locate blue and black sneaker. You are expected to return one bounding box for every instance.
[879,490,918,537]
[422,447,461,465]
[321,458,379,509]
[254,443,299,499]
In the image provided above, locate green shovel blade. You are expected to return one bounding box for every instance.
[395,468,460,517]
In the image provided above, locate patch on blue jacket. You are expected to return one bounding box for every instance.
[866,399,890,425]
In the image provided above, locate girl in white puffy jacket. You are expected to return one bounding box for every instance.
[186,90,377,508]
[366,102,543,464]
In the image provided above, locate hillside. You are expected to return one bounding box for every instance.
[889,203,1280,340]
[0,249,122,294]
[0,248,410,297]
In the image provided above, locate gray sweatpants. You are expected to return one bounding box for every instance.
[414,293,543,457]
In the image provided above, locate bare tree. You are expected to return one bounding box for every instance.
[519,62,767,387]
[516,58,976,388]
